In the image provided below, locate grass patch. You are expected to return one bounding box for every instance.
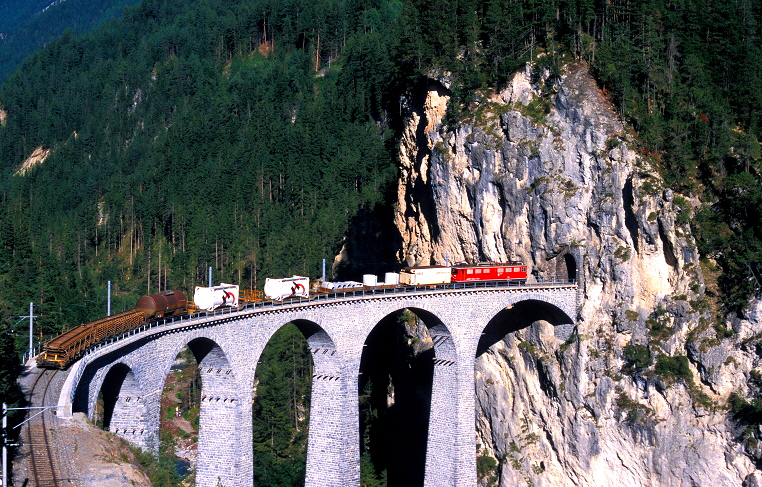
[647,306,674,341]
[654,354,691,382]
[614,246,631,262]
[622,344,652,374]
[518,341,538,356]
[615,393,654,425]
[516,97,552,124]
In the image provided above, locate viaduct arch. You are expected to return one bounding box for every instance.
[59,286,577,486]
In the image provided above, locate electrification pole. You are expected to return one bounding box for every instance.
[28,302,33,359]
[14,304,37,362]
[1,403,65,487]
[2,402,7,487]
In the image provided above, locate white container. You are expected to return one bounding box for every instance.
[194,283,239,311]
[362,274,378,286]
[264,276,310,300]
[385,272,400,285]
[399,266,451,285]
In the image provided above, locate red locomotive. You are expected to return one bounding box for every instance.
[450,263,527,282]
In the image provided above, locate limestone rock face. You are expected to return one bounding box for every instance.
[394,62,762,486]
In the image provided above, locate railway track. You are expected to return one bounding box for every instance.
[26,369,61,487]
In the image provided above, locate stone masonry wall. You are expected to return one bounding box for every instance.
[62,286,577,487]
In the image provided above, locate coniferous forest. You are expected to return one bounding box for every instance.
[0,0,759,342]
[0,0,761,485]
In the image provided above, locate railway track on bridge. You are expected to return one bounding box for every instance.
[26,369,61,487]
[30,279,578,365]
[68,279,578,357]
[58,279,578,406]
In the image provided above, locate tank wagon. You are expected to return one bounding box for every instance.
[264,276,309,301]
[38,290,187,369]
[194,283,239,311]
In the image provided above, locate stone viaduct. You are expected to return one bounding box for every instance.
[57,284,578,487]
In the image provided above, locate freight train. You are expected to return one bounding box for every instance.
[37,263,526,369]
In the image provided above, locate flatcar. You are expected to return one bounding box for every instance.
[38,290,187,369]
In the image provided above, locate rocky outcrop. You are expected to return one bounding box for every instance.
[395,61,762,486]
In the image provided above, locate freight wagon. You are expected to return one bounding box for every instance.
[38,290,187,369]
[264,276,309,301]
[194,283,239,311]
[399,266,453,285]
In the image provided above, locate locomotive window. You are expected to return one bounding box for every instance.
[467,269,473,274]
[498,268,504,272]
[476,269,482,274]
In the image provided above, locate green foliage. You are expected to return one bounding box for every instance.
[622,344,652,374]
[614,246,632,262]
[624,310,639,322]
[476,452,499,486]
[713,322,735,340]
[692,172,762,311]
[0,0,402,337]
[654,354,692,383]
[0,317,22,405]
[517,97,552,125]
[0,315,24,462]
[647,306,674,341]
[0,0,143,85]
[252,324,311,487]
[615,392,654,425]
[730,392,762,427]
[729,370,762,432]
[686,379,714,410]
[398,309,417,327]
[360,451,388,487]
[396,0,762,311]
[0,0,760,340]
[518,341,538,356]
[130,432,182,487]
[359,379,387,486]
[673,196,692,225]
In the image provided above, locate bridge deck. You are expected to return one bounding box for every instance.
[56,279,576,409]
[76,279,576,353]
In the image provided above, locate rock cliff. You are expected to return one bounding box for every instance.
[395,61,762,486]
